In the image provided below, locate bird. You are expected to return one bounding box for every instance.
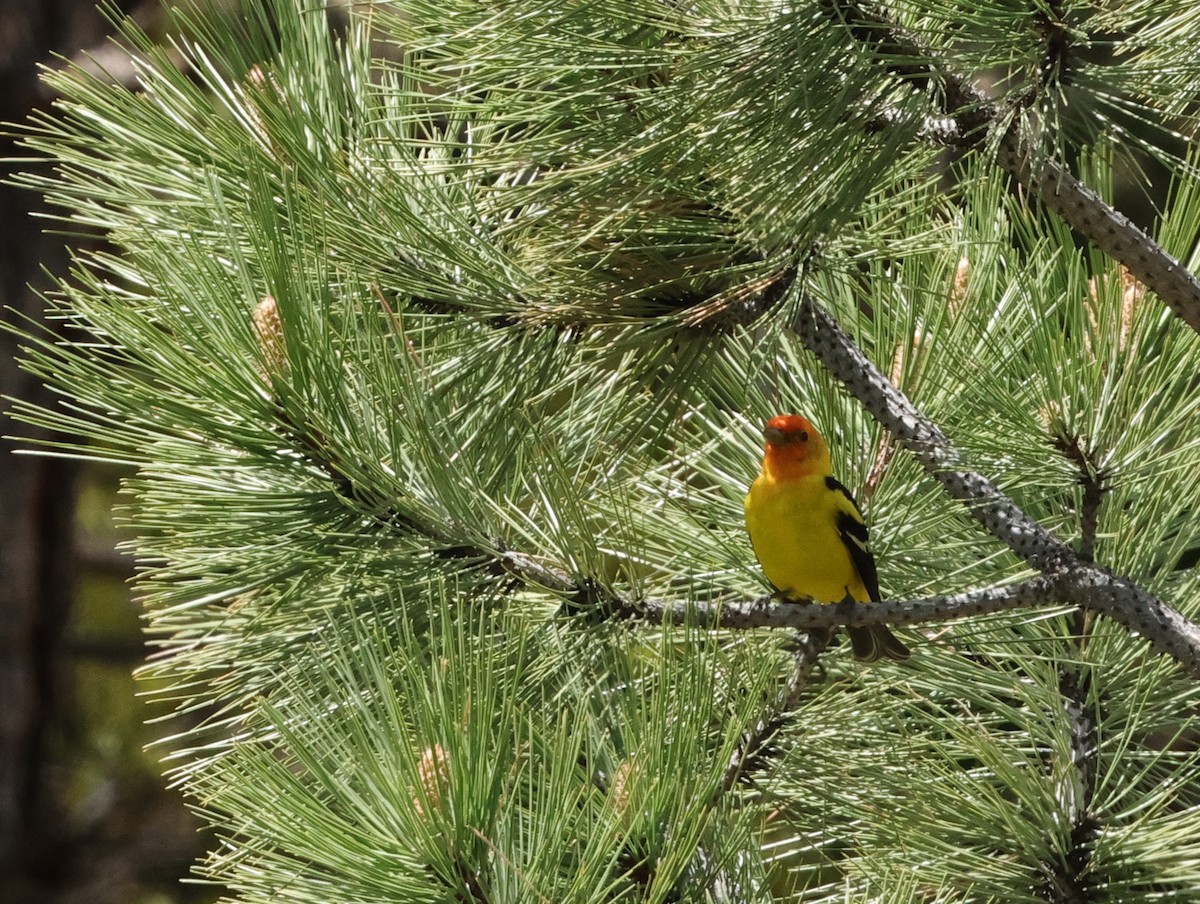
[744,413,909,662]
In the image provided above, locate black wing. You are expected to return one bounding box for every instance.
[825,475,881,602]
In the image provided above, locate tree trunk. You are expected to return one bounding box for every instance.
[0,0,114,885]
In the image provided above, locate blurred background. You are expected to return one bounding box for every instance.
[1,2,219,901]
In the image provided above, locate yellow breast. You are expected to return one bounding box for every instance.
[744,472,868,604]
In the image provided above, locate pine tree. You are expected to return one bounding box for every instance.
[10,0,1200,900]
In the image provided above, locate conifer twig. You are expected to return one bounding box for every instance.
[256,293,1200,673]
[830,0,1200,335]
[720,631,828,792]
[1044,400,1105,896]
[791,294,1200,675]
[630,579,1058,632]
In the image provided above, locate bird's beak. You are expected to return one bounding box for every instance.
[763,426,787,445]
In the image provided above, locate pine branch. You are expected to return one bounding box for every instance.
[255,275,1200,677]
[720,631,829,794]
[1052,430,1105,565]
[630,579,1057,632]
[1045,407,1104,904]
[830,0,1200,335]
[260,282,1200,674]
[1052,423,1106,639]
[792,294,1200,674]
[1040,668,1101,903]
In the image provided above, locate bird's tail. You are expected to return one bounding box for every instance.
[847,624,910,662]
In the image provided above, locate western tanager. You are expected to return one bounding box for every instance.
[744,414,910,662]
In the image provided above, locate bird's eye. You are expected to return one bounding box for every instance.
[798,431,808,442]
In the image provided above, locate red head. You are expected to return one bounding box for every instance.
[760,414,830,480]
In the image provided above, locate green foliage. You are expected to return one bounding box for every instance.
[10,0,1200,901]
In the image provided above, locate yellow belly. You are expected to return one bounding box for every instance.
[744,472,868,604]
